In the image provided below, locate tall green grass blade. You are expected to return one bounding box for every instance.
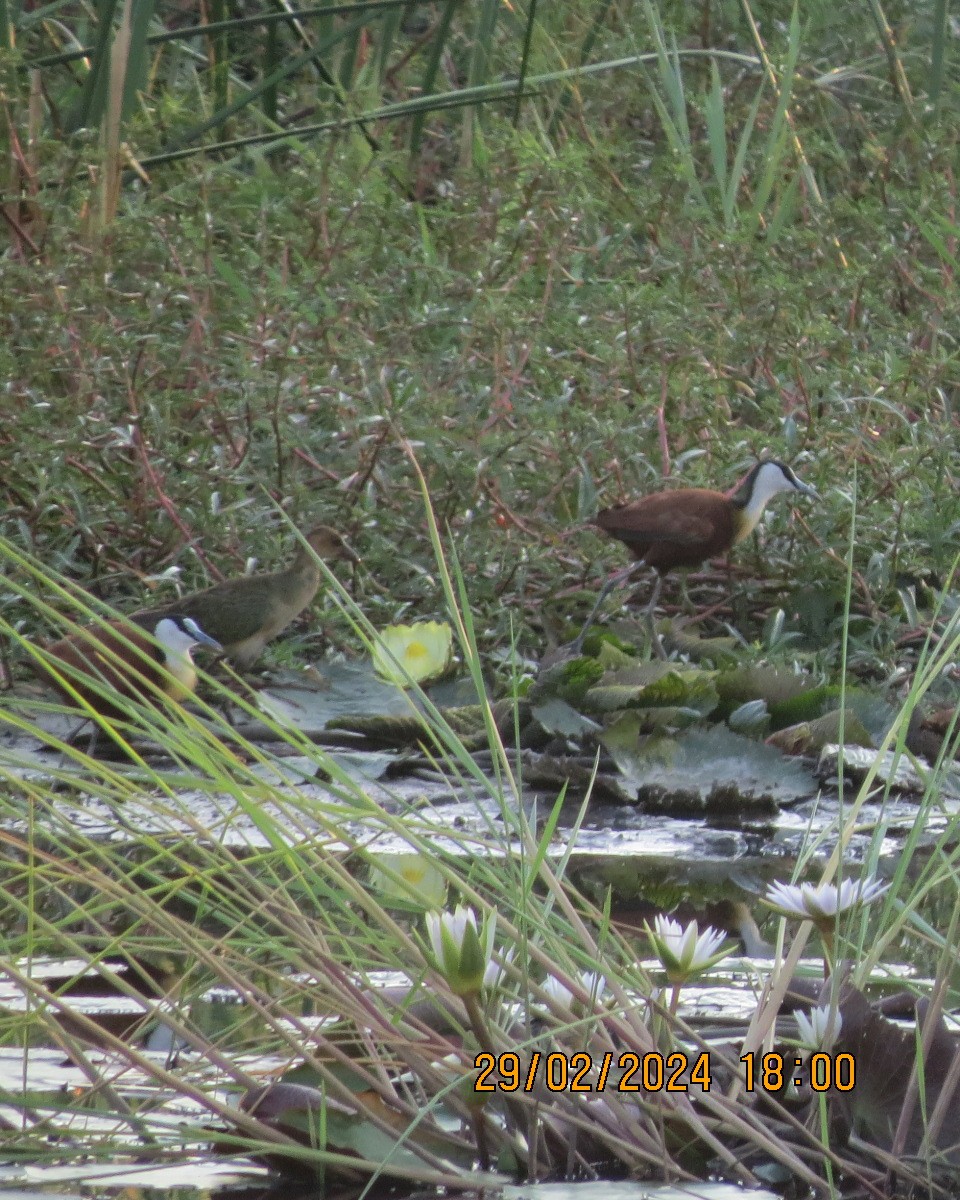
[512,0,537,126]
[704,61,728,213]
[263,17,279,120]
[65,0,120,131]
[337,16,364,92]
[374,0,402,82]
[747,5,801,231]
[409,0,457,154]
[725,82,763,226]
[27,0,419,68]
[157,11,379,158]
[638,1,707,209]
[544,0,612,138]
[123,0,154,115]
[459,0,500,162]
[208,0,229,117]
[99,0,132,229]
[865,0,915,117]
[928,0,949,113]
[765,169,801,241]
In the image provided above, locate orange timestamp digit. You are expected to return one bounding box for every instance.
[474,1050,713,1093]
[739,1051,856,1093]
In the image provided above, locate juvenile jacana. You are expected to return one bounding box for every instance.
[135,525,358,668]
[576,460,817,655]
[33,613,222,724]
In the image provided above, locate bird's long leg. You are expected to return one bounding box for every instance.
[570,562,646,654]
[644,573,667,660]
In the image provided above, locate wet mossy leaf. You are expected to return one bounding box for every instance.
[766,708,873,755]
[602,723,817,813]
[831,688,897,745]
[529,655,605,706]
[715,665,818,721]
[665,624,741,664]
[602,707,705,737]
[767,683,840,726]
[595,638,636,669]
[579,629,637,659]
[585,667,719,718]
[768,684,896,743]
[256,662,416,734]
[327,704,495,749]
[326,712,429,745]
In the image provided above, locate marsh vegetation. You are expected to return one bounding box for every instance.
[1,0,960,1194]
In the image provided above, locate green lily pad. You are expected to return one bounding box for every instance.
[242,1082,472,1176]
[531,697,603,738]
[665,624,742,664]
[328,703,491,749]
[529,656,605,706]
[715,665,818,722]
[585,666,719,718]
[766,708,874,755]
[601,723,817,813]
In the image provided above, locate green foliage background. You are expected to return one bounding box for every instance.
[1,0,958,674]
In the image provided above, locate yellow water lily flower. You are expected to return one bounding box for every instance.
[368,852,447,908]
[372,621,453,685]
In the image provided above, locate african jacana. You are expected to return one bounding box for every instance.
[576,460,817,656]
[33,613,222,723]
[135,525,358,668]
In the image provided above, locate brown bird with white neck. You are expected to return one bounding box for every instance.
[575,460,818,655]
[33,613,222,723]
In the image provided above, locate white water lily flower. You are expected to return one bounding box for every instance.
[540,970,606,1013]
[764,877,888,922]
[373,621,453,685]
[425,905,496,998]
[483,947,515,991]
[794,1004,843,1051]
[648,915,729,984]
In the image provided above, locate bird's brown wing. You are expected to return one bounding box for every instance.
[596,502,713,546]
[135,577,273,648]
[596,493,734,569]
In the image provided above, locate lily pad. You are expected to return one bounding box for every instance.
[601,723,817,813]
[715,665,818,720]
[584,666,719,718]
[529,656,606,706]
[766,708,874,755]
[830,985,960,1162]
[241,1082,472,1177]
[531,698,603,738]
[257,661,416,735]
[664,625,742,664]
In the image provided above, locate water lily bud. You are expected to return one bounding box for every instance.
[425,905,496,998]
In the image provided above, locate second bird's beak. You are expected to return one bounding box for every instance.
[192,626,223,652]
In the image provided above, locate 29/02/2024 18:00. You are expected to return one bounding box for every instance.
[473,1050,856,1094]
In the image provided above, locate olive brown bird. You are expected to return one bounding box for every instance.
[575,460,818,656]
[33,613,222,724]
[135,524,358,668]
